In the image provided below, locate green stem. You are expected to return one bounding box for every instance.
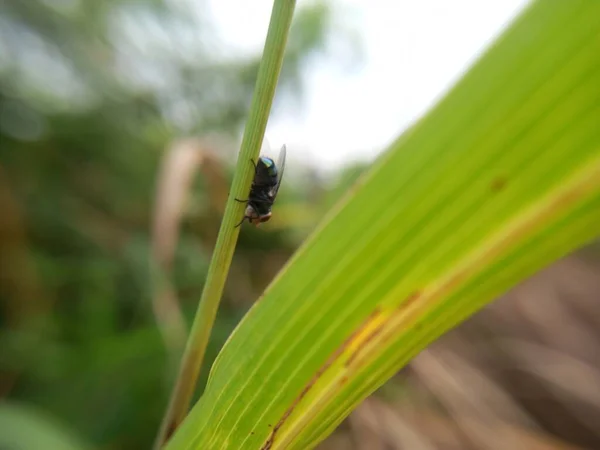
[153,0,297,447]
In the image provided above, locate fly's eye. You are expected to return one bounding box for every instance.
[260,157,278,176]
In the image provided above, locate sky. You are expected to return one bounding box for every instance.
[206,0,530,173]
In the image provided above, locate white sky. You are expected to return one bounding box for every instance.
[206,0,530,172]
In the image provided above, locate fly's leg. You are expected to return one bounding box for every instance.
[235,215,248,228]
[234,198,248,227]
[250,158,257,171]
[235,197,271,204]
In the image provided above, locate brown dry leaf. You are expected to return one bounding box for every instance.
[150,137,229,357]
[405,253,600,449]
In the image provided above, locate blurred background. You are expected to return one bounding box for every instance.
[1,0,599,449]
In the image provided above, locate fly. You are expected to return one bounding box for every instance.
[235,143,287,227]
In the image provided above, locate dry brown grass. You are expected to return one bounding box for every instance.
[318,250,600,450]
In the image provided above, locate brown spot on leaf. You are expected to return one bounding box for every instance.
[491,177,508,192]
[165,421,178,443]
[398,291,421,312]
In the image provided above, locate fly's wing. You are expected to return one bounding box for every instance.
[259,137,271,158]
[272,144,287,198]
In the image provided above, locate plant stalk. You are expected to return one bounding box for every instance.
[153,0,297,447]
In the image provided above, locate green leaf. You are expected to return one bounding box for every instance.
[0,402,91,450]
[167,1,600,449]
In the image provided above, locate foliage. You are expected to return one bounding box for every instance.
[0,0,349,448]
[165,1,600,449]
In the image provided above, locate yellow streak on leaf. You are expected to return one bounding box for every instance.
[342,310,391,358]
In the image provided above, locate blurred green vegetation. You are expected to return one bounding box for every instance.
[0,0,366,448]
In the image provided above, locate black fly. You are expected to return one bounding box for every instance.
[235,144,287,227]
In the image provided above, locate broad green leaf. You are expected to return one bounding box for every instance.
[167,1,600,449]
